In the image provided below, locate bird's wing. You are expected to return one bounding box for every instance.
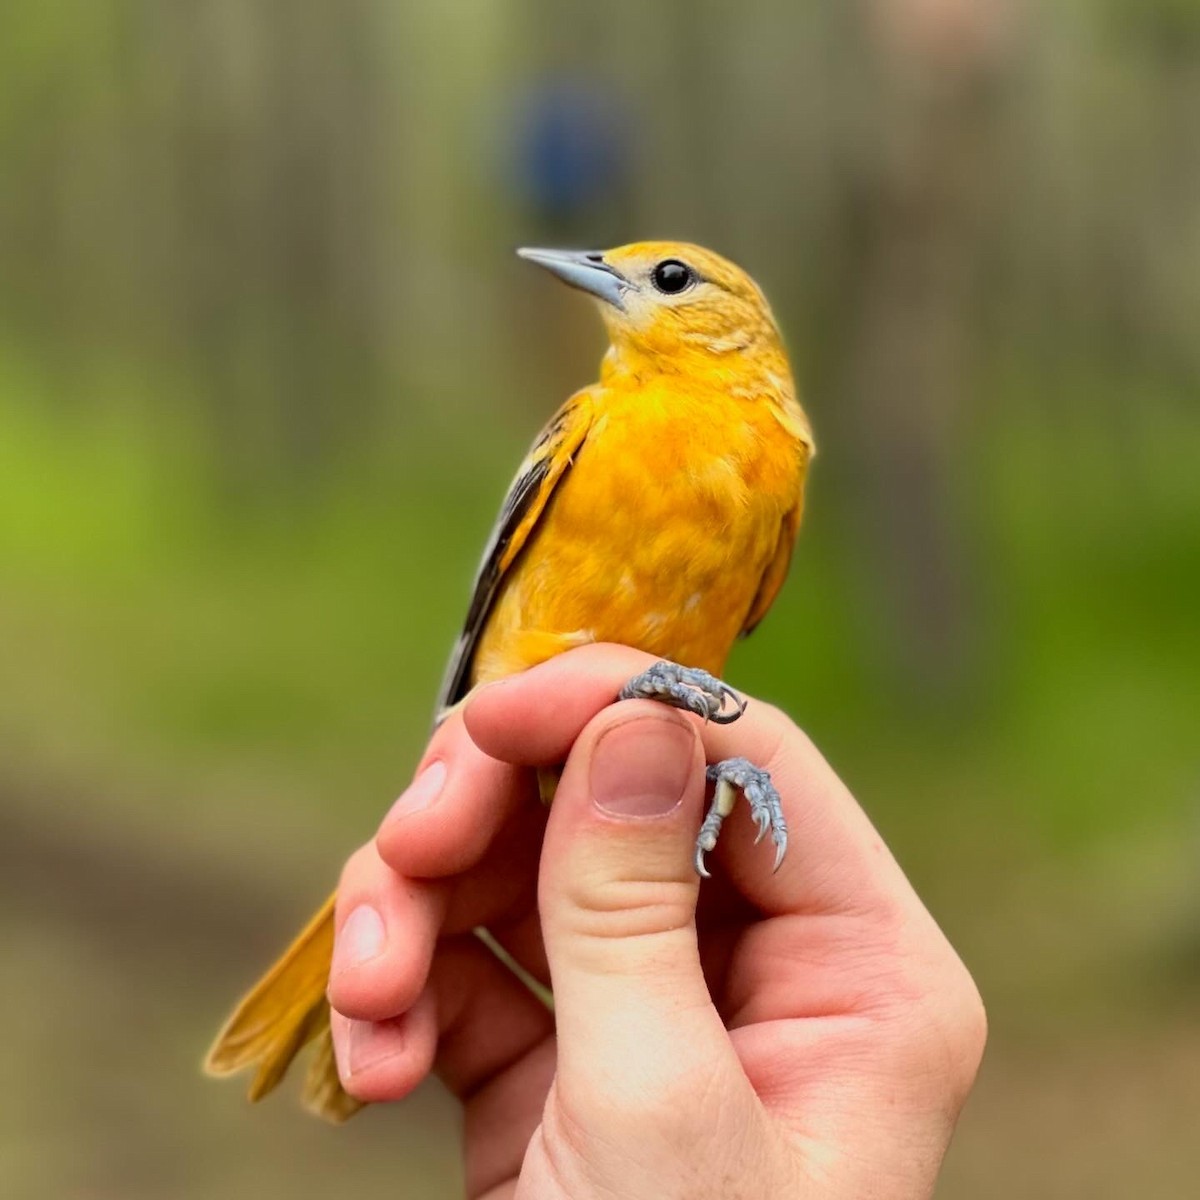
[435,390,595,715]
[740,498,805,639]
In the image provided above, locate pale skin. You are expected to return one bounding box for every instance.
[326,644,986,1199]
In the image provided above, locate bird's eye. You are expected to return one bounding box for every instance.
[651,259,694,295]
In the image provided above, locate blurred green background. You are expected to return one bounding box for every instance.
[2,2,1198,1197]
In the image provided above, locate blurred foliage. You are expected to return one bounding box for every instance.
[1,1,1199,1198]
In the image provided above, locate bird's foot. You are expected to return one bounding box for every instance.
[618,660,747,725]
[694,757,787,878]
[617,662,783,879]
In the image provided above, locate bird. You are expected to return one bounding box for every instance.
[204,240,814,1122]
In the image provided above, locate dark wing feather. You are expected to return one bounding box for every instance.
[435,392,594,715]
[738,503,800,639]
[739,437,812,638]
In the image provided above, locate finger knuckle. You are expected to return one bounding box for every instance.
[749,701,814,772]
[560,875,697,944]
[882,954,988,1110]
[942,965,989,1089]
[336,843,379,898]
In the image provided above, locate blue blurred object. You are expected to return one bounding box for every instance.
[512,78,630,227]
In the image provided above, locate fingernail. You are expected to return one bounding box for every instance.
[339,1017,405,1079]
[333,905,385,974]
[386,760,447,823]
[590,718,694,817]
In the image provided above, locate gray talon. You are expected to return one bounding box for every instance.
[695,757,787,877]
[619,660,747,726]
[693,804,725,878]
[753,808,770,845]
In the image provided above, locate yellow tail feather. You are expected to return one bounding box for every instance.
[204,891,362,1123]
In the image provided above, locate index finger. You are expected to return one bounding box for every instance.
[463,643,919,921]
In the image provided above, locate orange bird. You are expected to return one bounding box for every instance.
[205,241,814,1121]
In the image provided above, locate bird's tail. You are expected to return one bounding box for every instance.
[204,891,362,1123]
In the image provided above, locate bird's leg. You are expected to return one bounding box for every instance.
[618,660,747,724]
[695,758,787,878]
[618,661,786,877]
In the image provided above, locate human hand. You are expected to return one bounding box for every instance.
[326,644,985,1199]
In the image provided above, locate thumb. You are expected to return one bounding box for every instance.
[538,702,742,1114]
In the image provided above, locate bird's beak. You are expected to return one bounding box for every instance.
[516,247,629,311]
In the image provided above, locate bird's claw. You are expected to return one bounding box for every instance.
[752,805,771,846]
[693,806,725,879]
[697,757,787,876]
[618,660,748,725]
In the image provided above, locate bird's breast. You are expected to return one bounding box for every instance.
[474,391,799,682]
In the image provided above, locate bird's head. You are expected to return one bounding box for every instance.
[517,240,787,368]
[518,240,810,446]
